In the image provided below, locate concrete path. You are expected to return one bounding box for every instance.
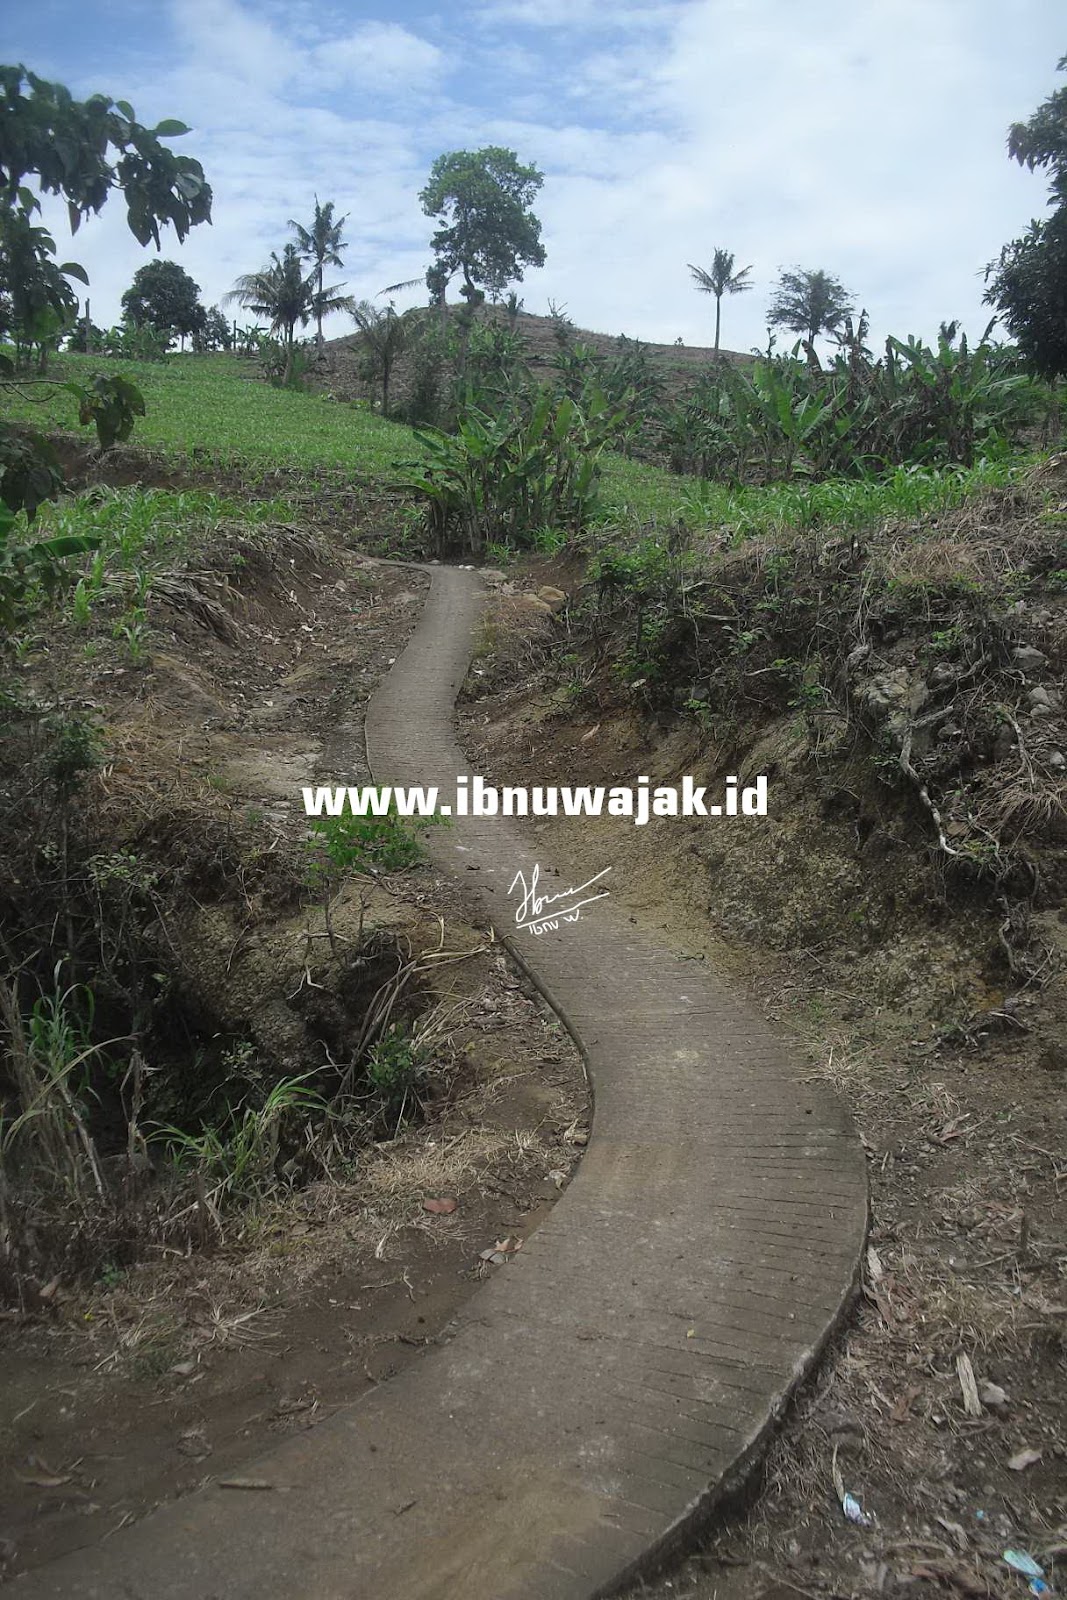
[14,566,867,1600]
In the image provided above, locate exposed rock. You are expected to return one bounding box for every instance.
[1013,644,1048,673]
[536,585,568,613]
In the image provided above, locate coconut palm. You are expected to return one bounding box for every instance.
[289,197,348,349]
[767,267,855,348]
[226,245,350,384]
[688,249,753,353]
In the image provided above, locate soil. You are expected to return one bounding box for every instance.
[458,560,1067,1600]
[0,515,587,1580]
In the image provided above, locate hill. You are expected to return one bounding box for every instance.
[321,304,750,410]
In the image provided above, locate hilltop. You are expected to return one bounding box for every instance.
[321,303,750,409]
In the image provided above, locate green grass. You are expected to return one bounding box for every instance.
[3,352,416,479]
[598,453,1020,537]
[4,352,1027,543]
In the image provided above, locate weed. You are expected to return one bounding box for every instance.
[307,805,433,879]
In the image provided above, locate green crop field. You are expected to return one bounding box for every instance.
[4,351,1025,544]
[3,353,417,479]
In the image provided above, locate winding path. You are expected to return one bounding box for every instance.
[14,566,867,1600]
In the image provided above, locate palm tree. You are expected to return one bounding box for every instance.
[688,249,753,353]
[289,197,348,349]
[767,267,855,349]
[351,300,420,415]
[226,245,349,384]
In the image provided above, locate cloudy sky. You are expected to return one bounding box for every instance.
[6,0,1064,351]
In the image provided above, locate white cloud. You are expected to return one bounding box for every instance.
[310,22,445,92]
[18,0,1066,357]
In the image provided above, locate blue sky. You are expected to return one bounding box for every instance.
[5,0,1065,351]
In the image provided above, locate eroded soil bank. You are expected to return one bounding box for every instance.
[0,520,586,1578]
[459,532,1066,1600]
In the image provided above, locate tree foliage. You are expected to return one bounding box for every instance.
[419,147,545,305]
[767,267,855,347]
[121,258,204,346]
[688,249,752,353]
[0,65,211,622]
[350,300,420,414]
[985,55,1067,378]
[227,244,350,385]
[289,196,348,347]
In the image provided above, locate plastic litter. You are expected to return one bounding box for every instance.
[1028,1581,1051,1597]
[1004,1549,1044,1580]
[842,1492,873,1527]
[830,1444,874,1528]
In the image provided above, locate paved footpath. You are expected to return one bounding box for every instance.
[14,566,867,1600]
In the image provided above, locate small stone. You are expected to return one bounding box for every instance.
[1047,749,1066,769]
[1028,686,1052,707]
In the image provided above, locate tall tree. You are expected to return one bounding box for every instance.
[288,196,348,349]
[984,55,1067,378]
[688,249,752,353]
[419,147,545,308]
[121,259,204,348]
[767,267,855,348]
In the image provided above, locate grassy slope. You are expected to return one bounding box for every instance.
[3,353,416,479]
[3,352,1023,537]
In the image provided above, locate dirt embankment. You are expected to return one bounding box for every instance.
[457,500,1067,1600]
[0,518,586,1579]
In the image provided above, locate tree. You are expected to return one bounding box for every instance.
[350,300,419,414]
[419,147,545,307]
[193,304,232,352]
[226,244,351,385]
[0,67,211,361]
[984,56,1067,378]
[289,196,348,349]
[121,259,204,348]
[688,249,752,353]
[768,267,855,348]
[0,67,210,621]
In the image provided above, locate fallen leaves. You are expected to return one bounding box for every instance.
[479,1237,522,1266]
